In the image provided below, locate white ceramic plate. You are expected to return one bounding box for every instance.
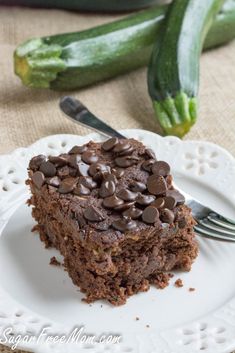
[0,129,235,353]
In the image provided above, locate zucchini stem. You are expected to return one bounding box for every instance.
[153,92,198,137]
[14,39,66,88]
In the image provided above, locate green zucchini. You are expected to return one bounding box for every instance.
[148,0,225,137]
[0,0,165,12]
[14,0,235,91]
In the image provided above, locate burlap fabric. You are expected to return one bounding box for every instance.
[0,5,235,353]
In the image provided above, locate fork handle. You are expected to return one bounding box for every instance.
[60,96,126,139]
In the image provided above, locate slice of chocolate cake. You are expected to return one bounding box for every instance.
[27,138,198,305]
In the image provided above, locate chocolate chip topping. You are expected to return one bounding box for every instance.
[116,189,138,202]
[99,180,116,198]
[29,155,46,171]
[129,181,146,192]
[142,159,155,172]
[113,140,131,154]
[145,148,156,159]
[74,184,90,196]
[32,171,45,189]
[161,208,175,224]
[152,161,170,176]
[142,206,159,224]
[84,206,104,222]
[114,202,135,212]
[68,155,81,168]
[89,163,110,177]
[136,194,155,206]
[166,189,185,205]
[39,161,56,177]
[164,196,176,210]
[147,175,167,195]
[112,217,137,232]
[69,145,87,154]
[115,156,139,168]
[80,176,97,190]
[112,168,124,179]
[29,138,186,233]
[104,173,118,185]
[46,176,61,188]
[102,137,119,151]
[103,195,124,209]
[152,197,165,209]
[58,177,78,194]
[49,156,67,167]
[123,206,143,219]
[82,151,99,164]
[77,162,89,177]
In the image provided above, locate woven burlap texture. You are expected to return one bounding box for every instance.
[0,5,235,353]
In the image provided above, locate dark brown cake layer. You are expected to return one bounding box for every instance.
[27,138,198,305]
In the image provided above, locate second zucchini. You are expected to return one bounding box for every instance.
[14,1,235,92]
[148,0,225,137]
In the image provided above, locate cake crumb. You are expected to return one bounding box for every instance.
[153,273,171,289]
[135,317,140,321]
[189,287,195,292]
[174,278,183,288]
[50,256,61,266]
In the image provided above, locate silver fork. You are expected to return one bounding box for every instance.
[60,96,235,242]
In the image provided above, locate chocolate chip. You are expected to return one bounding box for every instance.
[99,180,116,198]
[68,155,81,168]
[104,173,118,185]
[58,177,78,194]
[32,171,45,189]
[29,155,46,171]
[123,206,143,219]
[69,145,87,154]
[152,161,170,176]
[103,195,124,209]
[76,214,86,227]
[82,151,99,164]
[39,161,56,177]
[114,202,135,212]
[161,208,175,224]
[77,162,90,177]
[129,181,146,192]
[112,217,137,232]
[113,140,131,154]
[112,168,125,179]
[57,166,71,179]
[142,206,159,224]
[118,145,134,156]
[147,175,167,195]
[136,194,155,206]
[48,156,67,167]
[145,148,156,159]
[102,137,119,151]
[164,196,176,210]
[46,176,60,187]
[152,197,165,209]
[80,176,97,189]
[89,163,110,177]
[74,184,90,196]
[116,189,138,202]
[84,206,104,222]
[115,156,139,168]
[142,159,155,172]
[166,189,185,205]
